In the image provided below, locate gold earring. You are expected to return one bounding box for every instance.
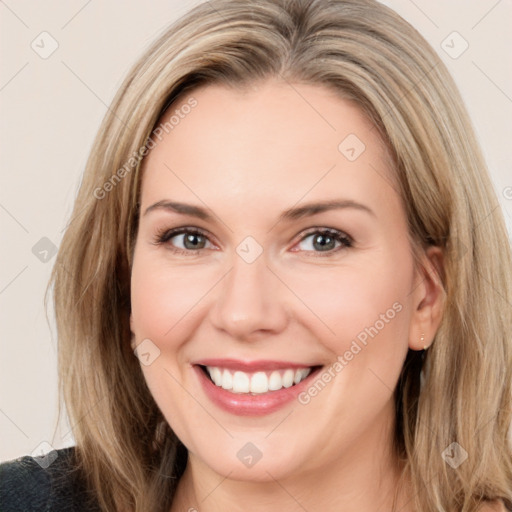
[421,333,427,350]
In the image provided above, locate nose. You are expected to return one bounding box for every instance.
[209,250,289,341]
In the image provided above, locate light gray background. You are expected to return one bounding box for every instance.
[1,0,511,462]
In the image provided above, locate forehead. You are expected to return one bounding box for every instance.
[139,80,400,220]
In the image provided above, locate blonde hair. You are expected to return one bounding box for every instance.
[47,0,512,510]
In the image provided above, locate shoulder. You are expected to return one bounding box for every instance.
[0,446,100,512]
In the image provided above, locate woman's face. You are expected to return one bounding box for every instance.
[130,80,437,482]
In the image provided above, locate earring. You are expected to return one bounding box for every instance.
[421,333,427,350]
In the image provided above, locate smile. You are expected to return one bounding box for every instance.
[193,359,324,416]
[202,366,313,394]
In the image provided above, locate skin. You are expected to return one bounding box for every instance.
[129,80,445,512]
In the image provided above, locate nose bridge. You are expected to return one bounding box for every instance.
[210,245,288,339]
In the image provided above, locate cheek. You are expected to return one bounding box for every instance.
[130,250,215,343]
[281,251,414,361]
[284,252,414,431]
[130,251,213,440]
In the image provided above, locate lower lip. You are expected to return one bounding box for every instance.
[194,365,322,416]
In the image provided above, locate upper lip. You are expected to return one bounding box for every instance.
[193,358,321,372]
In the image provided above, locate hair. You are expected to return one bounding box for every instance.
[46,0,512,510]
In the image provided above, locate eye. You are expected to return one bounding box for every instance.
[153,227,214,255]
[293,228,353,256]
[153,226,353,257]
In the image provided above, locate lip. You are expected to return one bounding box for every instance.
[193,361,323,416]
[193,358,318,372]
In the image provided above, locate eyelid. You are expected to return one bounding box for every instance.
[296,226,352,242]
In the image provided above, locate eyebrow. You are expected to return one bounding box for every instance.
[143,198,375,222]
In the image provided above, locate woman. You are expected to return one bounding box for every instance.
[1,0,511,510]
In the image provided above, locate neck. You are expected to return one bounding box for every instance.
[170,401,412,512]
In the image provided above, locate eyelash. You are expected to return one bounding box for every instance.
[152,226,353,257]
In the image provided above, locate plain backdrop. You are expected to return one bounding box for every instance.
[1,0,511,462]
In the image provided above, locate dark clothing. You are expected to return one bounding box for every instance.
[0,447,100,511]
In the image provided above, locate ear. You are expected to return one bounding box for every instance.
[408,246,445,351]
[129,313,137,350]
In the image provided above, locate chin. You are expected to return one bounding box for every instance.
[185,433,315,483]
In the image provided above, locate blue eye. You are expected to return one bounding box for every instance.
[153,226,353,257]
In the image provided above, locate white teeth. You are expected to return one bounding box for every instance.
[210,367,223,386]
[294,368,310,384]
[221,369,233,390]
[250,372,268,393]
[205,366,313,394]
[232,371,250,393]
[282,369,294,388]
[268,371,282,391]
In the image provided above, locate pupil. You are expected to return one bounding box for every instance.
[184,233,204,249]
[314,234,334,251]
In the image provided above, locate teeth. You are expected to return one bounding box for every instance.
[268,371,282,391]
[250,372,268,393]
[210,367,223,386]
[294,369,305,385]
[221,369,233,390]
[282,369,294,388]
[205,366,312,394]
[232,371,250,393]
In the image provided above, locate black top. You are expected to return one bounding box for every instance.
[0,447,100,511]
